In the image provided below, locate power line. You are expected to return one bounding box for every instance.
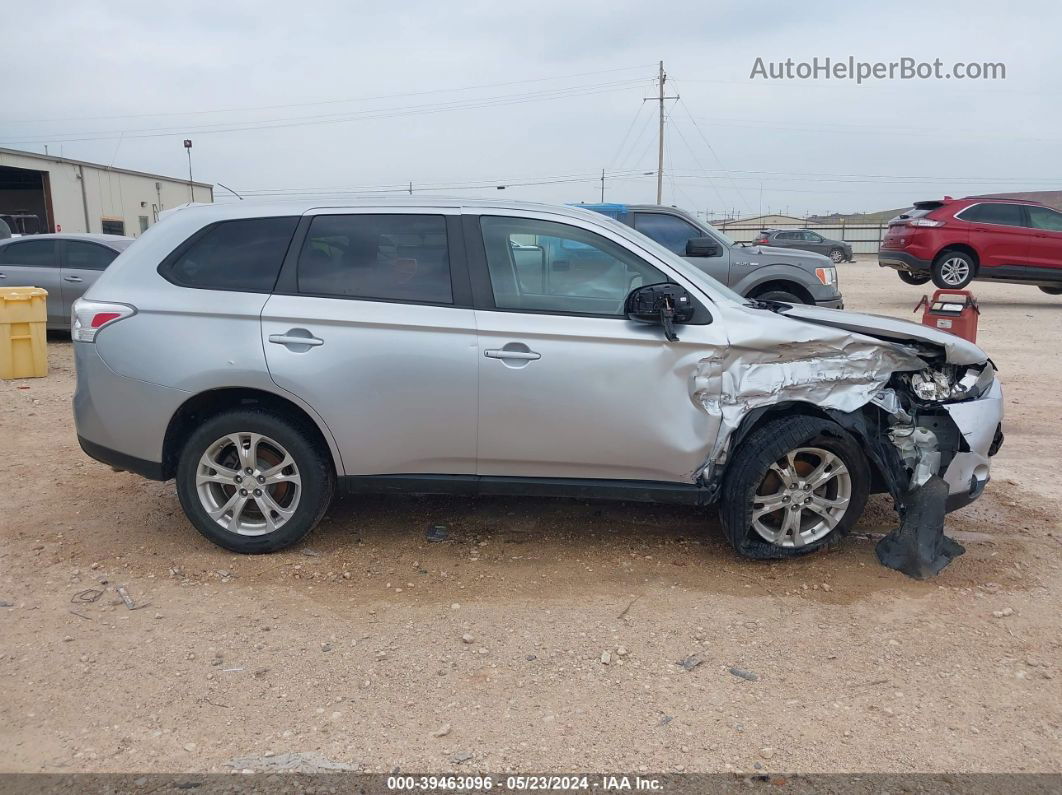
[1,64,656,125]
[0,80,646,145]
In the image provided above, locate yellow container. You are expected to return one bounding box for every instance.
[0,287,49,379]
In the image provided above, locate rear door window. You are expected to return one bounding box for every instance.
[64,241,119,270]
[162,217,299,292]
[958,203,1025,226]
[0,239,58,266]
[296,214,452,304]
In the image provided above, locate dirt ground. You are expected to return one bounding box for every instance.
[1,259,1060,775]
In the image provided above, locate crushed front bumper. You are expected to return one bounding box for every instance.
[939,379,1004,511]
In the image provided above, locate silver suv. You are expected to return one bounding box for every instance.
[73,200,1003,576]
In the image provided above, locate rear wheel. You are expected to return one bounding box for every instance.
[176,409,334,553]
[931,250,976,289]
[898,270,931,286]
[1039,286,1062,295]
[720,416,869,559]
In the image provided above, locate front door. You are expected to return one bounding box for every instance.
[963,202,1028,268]
[469,213,726,483]
[1024,205,1062,274]
[0,238,63,326]
[262,211,478,476]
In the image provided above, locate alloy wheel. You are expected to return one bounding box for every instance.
[750,447,851,548]
[939,256,971,286]
[195,432,302,536]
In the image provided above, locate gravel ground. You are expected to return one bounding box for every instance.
[1,259,1060,774]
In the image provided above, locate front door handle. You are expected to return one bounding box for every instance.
[63,275,83,283]
[485,348,540,361]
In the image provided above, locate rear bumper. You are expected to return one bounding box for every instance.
[879,250,932,274]
[73,342,186,478]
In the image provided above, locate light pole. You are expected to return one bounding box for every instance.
[184,139,194,202]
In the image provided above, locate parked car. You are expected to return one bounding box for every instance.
[72,199,1002,574]
[754,229,853,263]
[579,203,843,308]
[0,233,134,328]
[879,196,1062,293]
[0,213,44,236]
[0,217,11,240]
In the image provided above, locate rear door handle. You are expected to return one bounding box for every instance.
[268,332,324,348]
[485,348,540,361]
[63,275,83,283]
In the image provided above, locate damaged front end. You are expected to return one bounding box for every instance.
[701,303,1005,579]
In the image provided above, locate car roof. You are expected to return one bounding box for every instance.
[918,196,1047,208]
[161,197,618,226]
[0,232,132,244]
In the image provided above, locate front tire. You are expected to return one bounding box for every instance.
[755,289,805,304]
[828,247,845,264]
[176,409,335,553]
[1039,286,1062,295]
[720,416,869,559]
[898,270,931,286]
[931,250,976,289]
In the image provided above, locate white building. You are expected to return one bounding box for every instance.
[0,147,213,237]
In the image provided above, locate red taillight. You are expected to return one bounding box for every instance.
[909,218,944,227]
[91,312,121,328]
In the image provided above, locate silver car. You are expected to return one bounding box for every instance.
[72,200,1004,577]
[0,233,134,328]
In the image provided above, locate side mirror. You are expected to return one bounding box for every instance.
[685,237,721,257]
[625,283,696,342]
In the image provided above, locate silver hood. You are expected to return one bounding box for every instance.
[778,304,987,365]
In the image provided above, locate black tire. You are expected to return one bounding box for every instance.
[755,289,805,304]
[176,409,335,553]
[1038,286,1062,296]
[719,416,870,560]
[931,250,976,289]
[898,270,931,286]
[828,247,845,264]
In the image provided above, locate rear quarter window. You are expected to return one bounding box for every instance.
[160,216,299,292]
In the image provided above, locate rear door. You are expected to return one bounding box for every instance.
[632,210,730,285]
[958,202,1028,268]
[0,238,63,325]
[468,211,725,483]
[59,240,123,317]
[262,210,478,476]
[1024,206,1062,274]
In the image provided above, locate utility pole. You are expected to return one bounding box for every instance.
[644,61,678,205]
[600,169,605,202]
[408,181,413,196]
[184,139,194,202]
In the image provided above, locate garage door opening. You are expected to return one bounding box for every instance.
[0,165,52,234]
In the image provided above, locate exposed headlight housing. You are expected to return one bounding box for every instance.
[907,363,995,403]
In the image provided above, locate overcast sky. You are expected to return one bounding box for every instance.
[2,0,1058,218]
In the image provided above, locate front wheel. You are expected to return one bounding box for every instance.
[828,248,845,264]
[1039,286,1062,296]
[898,270,931,286]
[176,409,335,553]
[720,416,869,559]
[932,250,976,289]
[755,289,805,304]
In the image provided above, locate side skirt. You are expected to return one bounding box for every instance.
[337,474,715,506]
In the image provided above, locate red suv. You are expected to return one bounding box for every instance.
[879,196,1062,294]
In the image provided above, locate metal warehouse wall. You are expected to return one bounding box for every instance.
[0,149,212,236]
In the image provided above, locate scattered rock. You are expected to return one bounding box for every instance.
[760,747,775,760]
[461,633,475,644]
[302,548,321,557]
[321,642,333,652]
[992,607,1014,618]
[728,666,759,682]
[433,723,452,737]
[183,743,197,752]
[525,654,537,661]
[600,651,612,665]
[450,751,473,764]
[677,655,704,672]
[616,646,629,657]
[226,752,355,773]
